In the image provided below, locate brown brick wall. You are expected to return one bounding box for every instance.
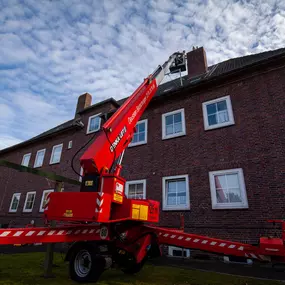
[0,66,284,244]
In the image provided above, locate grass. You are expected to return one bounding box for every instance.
[0,252,282,285]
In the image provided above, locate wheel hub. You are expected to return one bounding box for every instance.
[74,249,92,277]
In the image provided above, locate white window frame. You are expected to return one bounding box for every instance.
[162,174,190,211]
[39,189,54,212]
[202,95,235,130]
[68,140,73,149]
[49,143,63,164]
[168,246,190,258]
[162,108,186,140]
[9,193,21,213]
[87,113,101,134]
[23,191,36,213]
[209,168,248,210]
[129,119,148,147]
[21,153,31,166]
[33,148,46,168]
[79,167,84,182]
[125,179,146,199]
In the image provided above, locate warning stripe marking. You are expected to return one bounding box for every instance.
[48,230,55,236]
[13,231,24,237]
[0,231,11,237]
[25,231,35,236]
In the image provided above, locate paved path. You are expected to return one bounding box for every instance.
[149,257,285,281]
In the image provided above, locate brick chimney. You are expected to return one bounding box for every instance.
[75,93,92,117]
[187,47,208,78]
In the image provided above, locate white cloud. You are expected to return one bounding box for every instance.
[0,104,14,120]
[0,135,22,150]
[0,0,284,149]
[0,33,36,65]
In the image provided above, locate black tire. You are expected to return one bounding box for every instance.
[121,258,146,275]
[69,244,105,283]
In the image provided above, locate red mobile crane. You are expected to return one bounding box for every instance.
[0,52,285,283]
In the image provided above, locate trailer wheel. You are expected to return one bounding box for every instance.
[69,244,105,283]
[121,258,146,275]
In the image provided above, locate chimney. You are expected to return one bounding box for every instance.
[75,93,92,117]
[187,47,208,78]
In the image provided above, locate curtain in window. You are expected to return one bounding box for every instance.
[214,175,227,203]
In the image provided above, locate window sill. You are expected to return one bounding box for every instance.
[33,165,43,168]
[162,132,186,140]
[204,121,235,131]
[49,161,60,165]
[128,141,147,148]
[8,210,17,213]
[22,210,33,213]
[86,129,100,135]
[212,204,248,210]
[163,205,190,211]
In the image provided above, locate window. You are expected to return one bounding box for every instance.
[125,180,146,199]
[209,168,248,209]
[162,109,186,139]
[162,175,190,211]
[9,193,21,213]
[68,140,73,149]
[39,189,54,212]
[23,191,36,213]
[168,246,190,258]
[87,113,101,134]
[50,144,63,164]
[21,153,31,166]
[129,119,148,147]
[202,95,235,130]
[34,149,46,168]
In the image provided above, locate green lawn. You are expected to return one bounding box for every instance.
[0,253,282,285]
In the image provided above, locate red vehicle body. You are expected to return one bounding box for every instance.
[0,52,284,283]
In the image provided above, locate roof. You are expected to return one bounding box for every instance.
[77,97,119,114]
[1,47,285,154]
[155,47,285,96]
[114,47,285,105]
[0,119,83,154]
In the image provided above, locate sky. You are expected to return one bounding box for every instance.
[0,0,284,150]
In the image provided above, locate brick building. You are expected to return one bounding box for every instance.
[0,47,284,253]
